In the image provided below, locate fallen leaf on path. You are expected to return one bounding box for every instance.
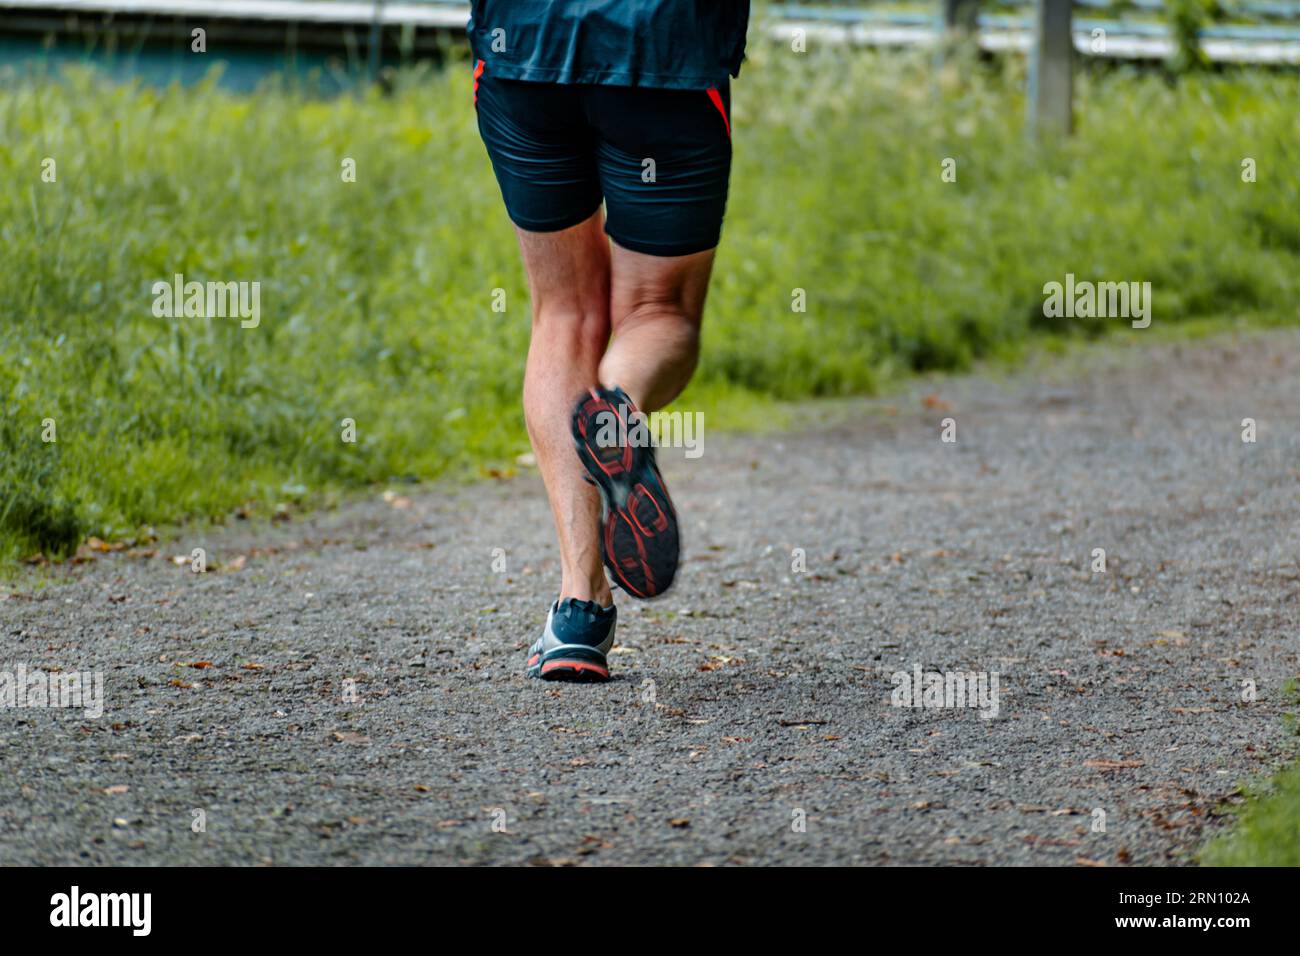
[331,731,371,744]
[1025,835,1081,846]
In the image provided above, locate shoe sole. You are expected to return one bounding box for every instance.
[526,644,610,682]
[571,389,680,599]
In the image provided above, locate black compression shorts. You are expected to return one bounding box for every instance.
[474,60,734,257]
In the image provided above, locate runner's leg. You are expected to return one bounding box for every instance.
[516,210,613,607]
[591,81,730,414]
[599,243,716,413]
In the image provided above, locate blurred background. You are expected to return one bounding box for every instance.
[1,0,1297,565]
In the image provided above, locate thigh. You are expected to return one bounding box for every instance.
[515,209,611,319]
[586,82,733,259]
[475,64,604,233]
[608,241,716,336]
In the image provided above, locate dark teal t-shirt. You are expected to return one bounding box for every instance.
[467,1,750,90]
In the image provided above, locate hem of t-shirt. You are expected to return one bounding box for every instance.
[480,63,734,90]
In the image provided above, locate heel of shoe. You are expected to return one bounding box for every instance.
[533,645,610,682]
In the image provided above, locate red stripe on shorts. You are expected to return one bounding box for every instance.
[706,87,731,138]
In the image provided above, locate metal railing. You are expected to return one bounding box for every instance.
[770,0,1300,44]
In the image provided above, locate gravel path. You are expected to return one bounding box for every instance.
[3,330,1298,866]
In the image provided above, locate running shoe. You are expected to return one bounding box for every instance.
[571,385,680,599]
[525,597,617,682]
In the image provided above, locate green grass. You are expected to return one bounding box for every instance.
[1,48,1298,563]
[1202,684,1300,866]
[1203,761,1300,865]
